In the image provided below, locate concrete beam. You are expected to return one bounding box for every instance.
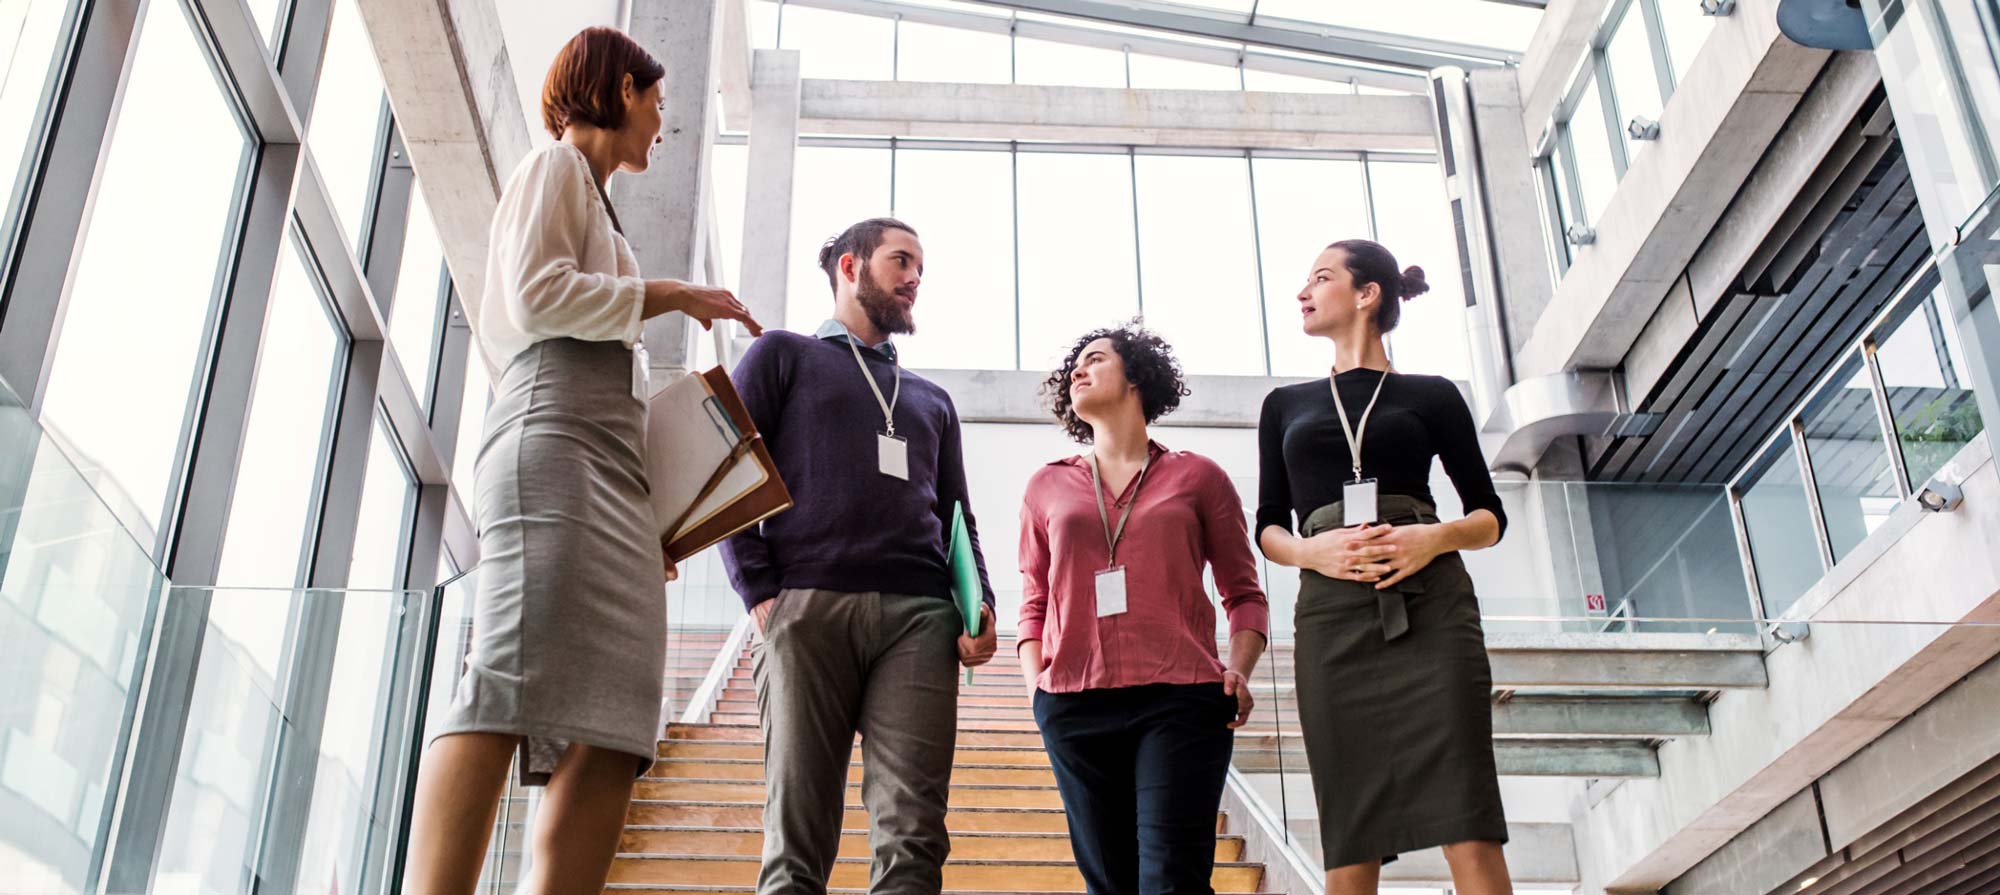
[1487,632,1770,690]
[624,0,725,373]
[797,80,1437,151]
[1468,67,1557,361]
[1577,435,2000,890]
[719,0,751,131]
[1384,822,1581,886]
[1510,0,1833,381]
[1517,0,1610,137]
[1233,741,1658,777]
[967,0,1521,68]
[360,0,534,312]
[1492,696,1710,738]
[781,0,1429,93]
[918,369,1310,428]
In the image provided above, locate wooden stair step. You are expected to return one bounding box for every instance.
[618,827,1244,862]
[624,802,1118,834]
[647,759,1052,786]
[716,690,1030,708]
[607,855,1263,891]
[712,713,1039,729]
[659,741,1051,766]
[711,701,1031,720]
[664,725,1043,748]
[634,779,1063,809]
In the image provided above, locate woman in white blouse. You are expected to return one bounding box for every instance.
[405,27,760,894]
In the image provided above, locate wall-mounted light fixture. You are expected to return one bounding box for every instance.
[1627,116,1662,141]
[1565,224,1598,246]
[1701,0,1737,14]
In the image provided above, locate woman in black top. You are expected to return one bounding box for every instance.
[1256,239,1514,894]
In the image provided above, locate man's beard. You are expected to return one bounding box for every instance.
[855,261,915,336]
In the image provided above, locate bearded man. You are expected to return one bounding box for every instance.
[721,217,1000,895]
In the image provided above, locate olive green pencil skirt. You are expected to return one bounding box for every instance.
[1292,494,1508,869]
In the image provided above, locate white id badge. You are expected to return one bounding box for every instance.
[1343,478,1379,527]
[1093,566,1128,617]
[630,343,651,401]
[877,433,910,480]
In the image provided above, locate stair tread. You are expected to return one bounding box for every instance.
[615,855,1263,867]
[621,825,1242,841]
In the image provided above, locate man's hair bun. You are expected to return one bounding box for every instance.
[1399,265,1430,300]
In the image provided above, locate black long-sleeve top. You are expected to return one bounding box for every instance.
[1255,368,1507,540]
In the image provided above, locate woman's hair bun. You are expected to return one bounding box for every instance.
[1399,265,1430,300]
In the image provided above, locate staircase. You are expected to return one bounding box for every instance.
[607,637,1275,893]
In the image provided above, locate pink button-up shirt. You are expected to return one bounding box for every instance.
[1017,441,1269,693]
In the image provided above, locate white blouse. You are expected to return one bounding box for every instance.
[468,141,646,381]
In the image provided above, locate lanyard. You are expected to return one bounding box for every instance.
[1329,368,1389,483]
[845,334,902,436]
[1089,450,1153,565]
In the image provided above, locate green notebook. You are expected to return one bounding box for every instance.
[949,501,982,683]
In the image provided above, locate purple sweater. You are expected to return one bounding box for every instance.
[720,329,996,612]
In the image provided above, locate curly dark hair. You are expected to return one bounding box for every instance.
[1040,321,1191,444]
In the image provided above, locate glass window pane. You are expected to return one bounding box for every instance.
[295,589,404,893]
[779,6,894,81]
[896,21,1011,84]
[1252,157,1369,377]
[452,346,490,513]
[786,146,891,332]
[749,0,778,48]
[1658,0,1716,87]
[1606,5,1664,163]
[39,0,252,551]
[890,149,1016,370]
[1128,53,1241,90]
[1877,289,1986,489]
[711,142,748,294]
[1874,0,2000,237]
[215,234,345,590]
[1538,156,1575,274]
[1738,432,1825,618]
[1568,74,1620,225]
[153,588,291,895]
[1256,0,1541,52]
[1133,155,1262,375]
[1800,353,1899,562]
[1369,160,1473,381]
[246,0,284,50]
[389,183,447,410]
[0,0,74,241]
[1016,151,1139,371]
[346,419,415,591]
[1014,38,1127,88]
[307,0,387,250]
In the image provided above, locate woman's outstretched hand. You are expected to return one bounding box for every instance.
[646,280,763,336]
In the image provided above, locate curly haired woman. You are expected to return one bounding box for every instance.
[1016,321,1269,895]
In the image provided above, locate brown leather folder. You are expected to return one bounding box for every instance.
[649,366,792,563]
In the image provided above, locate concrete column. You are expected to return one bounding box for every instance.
[740,49,801,336]
[622,0,723,375]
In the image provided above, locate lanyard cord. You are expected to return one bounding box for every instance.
[1089,450,1152,565]
[845,334,902,437]
[1329,369,1389,483]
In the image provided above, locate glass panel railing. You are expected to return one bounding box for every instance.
[153,585,430,895]
[0,379,167,893]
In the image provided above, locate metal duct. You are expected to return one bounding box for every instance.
[1488,370,1625,473]
[1429,67,1516,427]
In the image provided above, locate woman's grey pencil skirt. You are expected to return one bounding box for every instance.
[1293,494,1508,869]
[429,337,665,784]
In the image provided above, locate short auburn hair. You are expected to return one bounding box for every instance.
[540,27,666,139]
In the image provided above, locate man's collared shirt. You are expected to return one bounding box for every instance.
[815,318,898,364]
